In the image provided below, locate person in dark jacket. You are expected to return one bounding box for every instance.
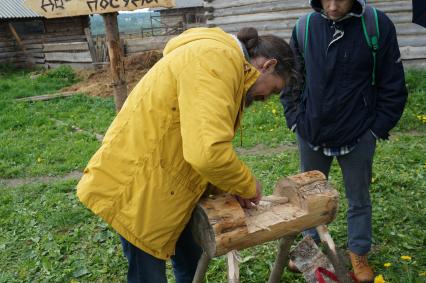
[280,0,407,282]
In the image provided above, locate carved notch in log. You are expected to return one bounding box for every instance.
[190,170,339,258]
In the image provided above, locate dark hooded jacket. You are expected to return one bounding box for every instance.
[280,0,407,147]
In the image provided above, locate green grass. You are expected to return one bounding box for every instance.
[0,67,425,282]
[0,66,115,178]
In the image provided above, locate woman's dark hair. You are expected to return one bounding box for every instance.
[237,27,296,86]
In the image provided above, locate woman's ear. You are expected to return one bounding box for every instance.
[263,59,278,72]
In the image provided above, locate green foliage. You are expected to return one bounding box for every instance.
[0,68,425,282]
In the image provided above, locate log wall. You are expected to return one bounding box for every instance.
[0,16,94,69]
[204,0,426,69]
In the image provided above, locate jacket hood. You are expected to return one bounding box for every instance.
[163,27,242,58]
[310,0,365,20]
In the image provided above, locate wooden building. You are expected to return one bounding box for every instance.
[154,0,206,34]
[0,0,94,69]
[205,0,426,69]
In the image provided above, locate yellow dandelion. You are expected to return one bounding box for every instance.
[383,262,391,268]
[374,274,385,283]
[272,109,277,114]
[401,255,412,261]
[37,157,42,163]
[420,271,426,276]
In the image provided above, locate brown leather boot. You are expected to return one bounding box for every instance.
[349,251,375,283]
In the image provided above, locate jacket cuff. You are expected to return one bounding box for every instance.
[371,125,390,140]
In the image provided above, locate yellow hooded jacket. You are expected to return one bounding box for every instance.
[77,27,260,260]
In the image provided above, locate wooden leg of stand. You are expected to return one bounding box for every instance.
[267,235,296,283]
[316,225,351,283]
[192,252,211,283]
[227,250,240,283]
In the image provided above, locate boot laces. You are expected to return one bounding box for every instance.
[354,254,368,267]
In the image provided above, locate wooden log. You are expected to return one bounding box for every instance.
[207,10,306,26]
[191,171,339,258]
[15,91,78,102]
[289,236,336,283]
[316,225,352,283]
[44,51,92,63]
[400,46,426,60]
[212,3,311,18]
[403,58,426,69]
[43,42,89,52]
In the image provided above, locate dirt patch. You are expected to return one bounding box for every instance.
[61,51,163,97]
[0,170,82,189]
[236,143,297,156]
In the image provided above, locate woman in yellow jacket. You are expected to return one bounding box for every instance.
[77,27,294,282]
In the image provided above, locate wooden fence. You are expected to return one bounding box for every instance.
[204,0,426,69]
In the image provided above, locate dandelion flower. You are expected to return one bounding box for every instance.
[401,255,412,261]
[420,271,426,276]
[37,157,42,163]
[374,274,385,283]
[272,109,277,114]
[383,262,391,268]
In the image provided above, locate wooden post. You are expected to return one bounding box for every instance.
[102,12,128,112]
[84,27,97,63]
[316,225,352,283]
[227,250,240,283]
[268,235,296,283]
[192,252,211,283]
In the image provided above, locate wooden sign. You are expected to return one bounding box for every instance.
[24,0,175,18]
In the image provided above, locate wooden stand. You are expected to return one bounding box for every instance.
[190,170,341,282]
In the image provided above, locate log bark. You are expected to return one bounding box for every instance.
[190,171,339,258]
[102,12,128,112]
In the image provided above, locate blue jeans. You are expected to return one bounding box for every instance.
[297,130,376,255]
[120,224,202,283]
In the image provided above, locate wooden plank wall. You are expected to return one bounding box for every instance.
[204,0,426,69]
[0,22,27,67]
[0,16,94,69]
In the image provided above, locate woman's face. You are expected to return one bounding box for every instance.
[246,57,285,106]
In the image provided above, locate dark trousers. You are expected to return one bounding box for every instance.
[297,130,376,255]
[120,224,202,283]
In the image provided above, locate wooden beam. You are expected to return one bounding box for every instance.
[102,12,128,112]
[84,27,97,63]
[15,91,78,102]
[43,42,89,52]
[44,51,92,63]
[400,46,426,60]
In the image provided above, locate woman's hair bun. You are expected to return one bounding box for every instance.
[237,27,259,51]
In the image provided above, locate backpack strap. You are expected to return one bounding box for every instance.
[296,12,313,58]
[361,5,380,85]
